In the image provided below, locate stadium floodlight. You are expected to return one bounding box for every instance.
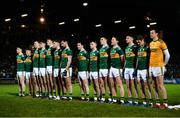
[41,8,44,13]
[83,2,88,6]
[39,17,45,23]
[147,25,150,28]
[21,25,26,28]
[129,26,136,29]
[59,22,65,25]
[95,24,102,27]
[21,14,28,17]
[114,20,121,24]
[73,18,79,22]
[5,18,11,22]
[150,22,157,25]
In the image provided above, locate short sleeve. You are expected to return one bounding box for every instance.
[118,47,124,56]
[160,41,167,50]
[67,49,72,56]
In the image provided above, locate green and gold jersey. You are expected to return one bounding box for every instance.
[99,45,109,69]
[24,56,32,72]
[33,49,39,68]
[89,50,99,72]
[16,54,25,71]
[46,46,53,66]
[110,46,124,69]
[60,48,72,68]
[77,50,89,71]
[137,45,149,70]
[54,49,61,69]
[39,48,46,68]
[125,44,137,68]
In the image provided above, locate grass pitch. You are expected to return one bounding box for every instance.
[0,84,180,117]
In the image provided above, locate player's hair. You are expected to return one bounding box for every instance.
[150,28,159,34]
[25,49,31,51]
[77,42,84,46]
[34,41,39,43]
[100,37,108,41]
[112,36,119,41]
[90,41,97,44]
[17,47,22,50]
[54,39,60,43]
[136,35,144,41]
[61,39,68,43]
[47,38,52,41]
[39,41,45,44]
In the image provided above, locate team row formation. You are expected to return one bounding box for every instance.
[16,29,170,109]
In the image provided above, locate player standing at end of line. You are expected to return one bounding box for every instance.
[16,47,26,97]
[149,29,170,109]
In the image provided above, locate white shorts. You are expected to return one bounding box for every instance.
[46,66,53,74]
[137,69,147,81]
[124,68,135,80]
[39,68,46,76]
[33,68,39,76]
[149,66,165,77]
[17,71,25,77]
[25,72,32,79]
[61,68,71,78]
[54,68,59,77]
[89,72,98,80]
[78,71,88,80]
[109,67,122,78]
[99,69,108,78]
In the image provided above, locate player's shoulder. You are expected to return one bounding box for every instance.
[65,47,72,51]
[81,50,87,54]
[105,45,109,49]
[158,39,166,44]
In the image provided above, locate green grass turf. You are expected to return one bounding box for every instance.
[0,84,180,117]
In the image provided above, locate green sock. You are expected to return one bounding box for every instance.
[63,93,67,96]
[102,94,105,97]
[156,99,160,104]
[120,97,124,100]
[128,97,132,101]
[163,99,168,103]
[94,94,97,97]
